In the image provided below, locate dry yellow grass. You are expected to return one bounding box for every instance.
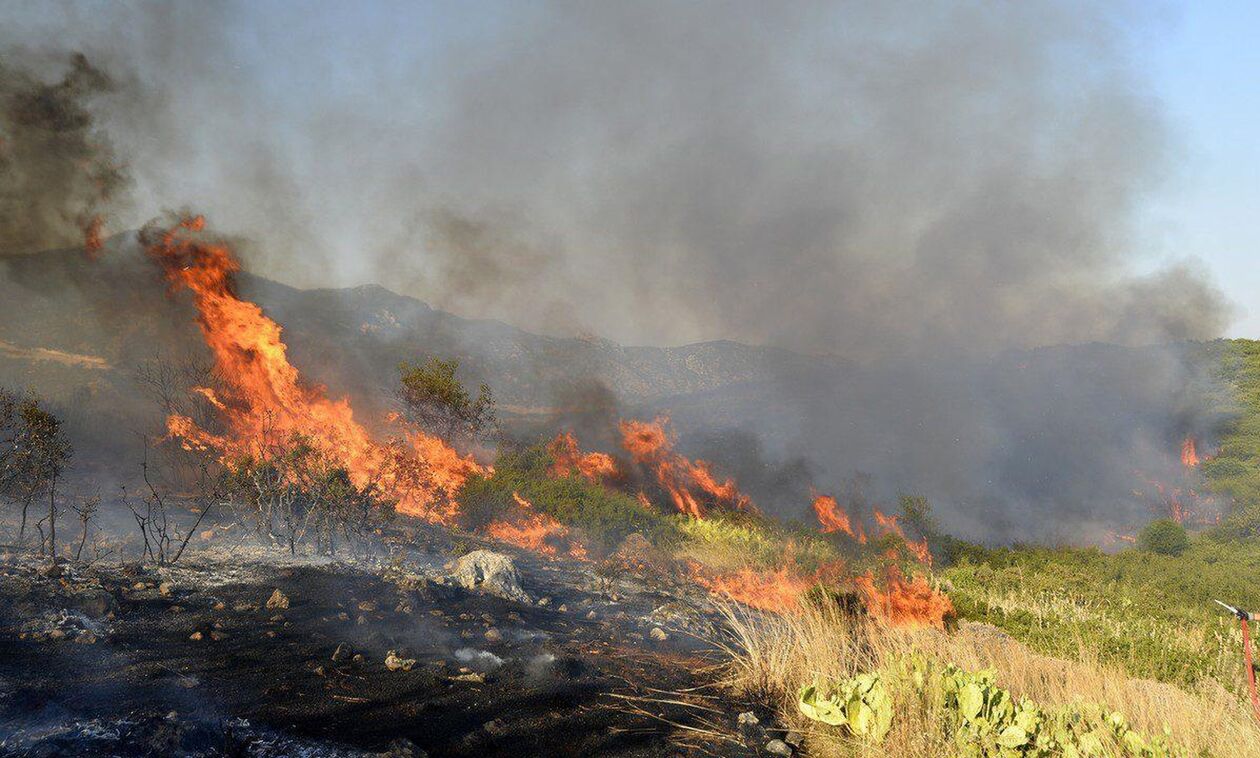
[717,600,1260,757]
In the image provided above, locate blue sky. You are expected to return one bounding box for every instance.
[1141,2,1260,337]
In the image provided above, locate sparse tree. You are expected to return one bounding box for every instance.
[0,390,72,559]
[223,432,393,556]
[397,358,496,443]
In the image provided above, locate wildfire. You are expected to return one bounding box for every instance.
[619,417,752,518]
[484,492,588,560]
[854,567,954,629]
[691,564,817,613]
[811,492,866,543]
[1181,436,1201,468]
[872,508,931,566]
[145,216,482,521]
[83,215,105,259]
[547,431,618,482]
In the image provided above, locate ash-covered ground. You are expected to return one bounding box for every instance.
[0,522,780,757]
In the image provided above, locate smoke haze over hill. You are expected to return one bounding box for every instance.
[0,2,1239,542]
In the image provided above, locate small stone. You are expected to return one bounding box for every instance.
[337,612,350,621]
[159,581,175,596]
[212,601,226,611]
[199,529,214,540]
[356,614,367,625]
[265,630,277,638]
[482,719,508,736]
[429,609,444,617]
[352,653,364,663]
[265,588,290,610]
[385,650,416,672]
[784,731,804,748]
[75,631,97,644]
[169,605,184,614]
[313,665,325,677]
[649,627,668,642]
[737,712,760,727]
[537,597,551,607]
[269,614,284,622]
[765,739,793,756]
[189,631,204,641]
[585,610,597,620]
[132,581,147,591]
[451,672,485,683]
[483,628,503,643]
[48,629,66,640]
[557,604,568,612]
[42,563,64,578]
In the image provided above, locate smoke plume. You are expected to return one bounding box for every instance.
[0,51,128,256]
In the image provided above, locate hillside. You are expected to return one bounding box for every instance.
[0,236,1249,542]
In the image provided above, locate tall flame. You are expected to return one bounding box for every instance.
[145,216,481,520]
[619,416,752,518]
[812,491,866,542]
[1181,436,1201,468]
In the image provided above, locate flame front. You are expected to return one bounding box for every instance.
[812,492,866,542]
[146,216,481,520]
[854,567,954,629]
[485,492,589,559]
[547,431,618,482]
[619,416,752,518]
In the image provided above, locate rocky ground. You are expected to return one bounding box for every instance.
[0,523,798,757]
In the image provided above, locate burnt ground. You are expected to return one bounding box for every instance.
[0,526,778,757]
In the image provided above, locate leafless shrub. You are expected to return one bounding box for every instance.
[123,441,217,566]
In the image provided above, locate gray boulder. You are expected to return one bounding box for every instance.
[448,550,530,603]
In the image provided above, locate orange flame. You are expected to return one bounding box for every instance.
[619,416,752,518]
[811,491,866,543]
[83,215,104,259]
[145,216,482,521]
[872,508,931,566]
[484,492,588,559]
[854,567,953,629]
[691,564,816,613]
[1181,436,1201,468]
[547,431,618,482]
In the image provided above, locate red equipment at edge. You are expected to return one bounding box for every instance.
[1216,600,1260,723]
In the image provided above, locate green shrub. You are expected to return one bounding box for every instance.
[799,655,1184,756]
[1137,519,1189,557]
[456,443,673,551]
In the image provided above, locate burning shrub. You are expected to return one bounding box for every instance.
[1137,518,1190,557]
[397,358,497,444]
[223,433,395,555]
[457,443,671,552]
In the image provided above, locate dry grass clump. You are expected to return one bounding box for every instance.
[718,599,1260,757]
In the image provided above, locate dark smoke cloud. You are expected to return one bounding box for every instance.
[0,3,1238,543]
[408,1,1231,355]
[0,51,129,256]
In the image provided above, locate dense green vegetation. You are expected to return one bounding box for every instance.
[457,444,674,549]
[943,538,1260,690]
[1137,519,1189,556]
[1204,339,1260,535]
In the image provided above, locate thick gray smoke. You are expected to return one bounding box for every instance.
[0,2,1238,542]
[0,51,128,256]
